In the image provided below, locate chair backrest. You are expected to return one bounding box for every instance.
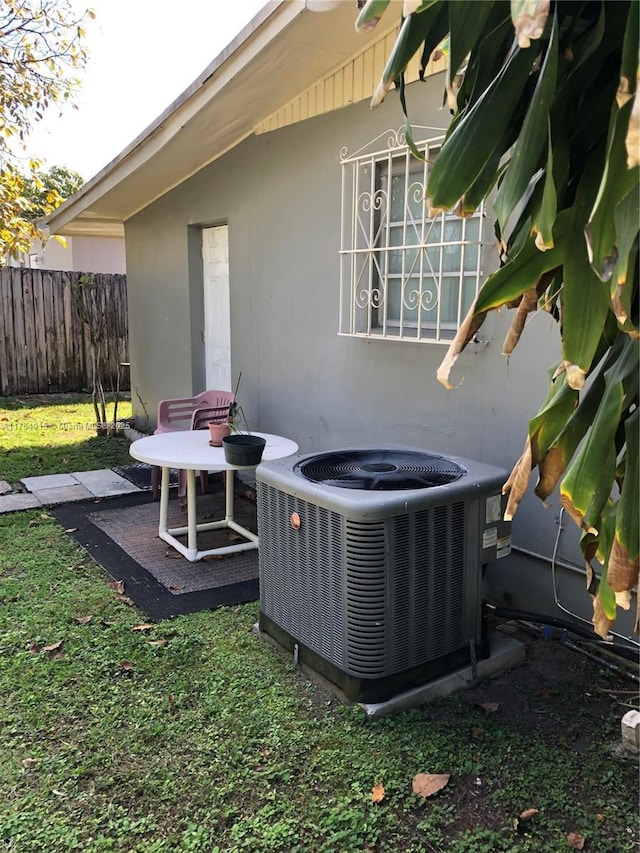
[156,390,235,432]
[191,404,232,431]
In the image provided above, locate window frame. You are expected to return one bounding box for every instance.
[339,127,489,344]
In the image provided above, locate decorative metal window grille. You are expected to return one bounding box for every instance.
[339,127,490,344]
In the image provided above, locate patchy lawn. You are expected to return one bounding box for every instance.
[0,394,133,483]
[0,508,638,853]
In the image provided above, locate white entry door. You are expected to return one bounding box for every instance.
[202,225,231,391]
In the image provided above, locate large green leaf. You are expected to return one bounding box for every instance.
[474,210,570,313]
[447,1,495,92]
[560,337,638,529]
[585,97,640,282]
[355,0,392,33]
[371,2,449,107]
[426,42,539,212]
[494,12,558,232]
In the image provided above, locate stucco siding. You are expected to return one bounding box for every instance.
[123,76,636,635]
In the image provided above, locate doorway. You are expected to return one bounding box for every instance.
[202,225,231,391]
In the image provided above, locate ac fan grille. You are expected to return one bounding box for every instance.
[295,449,466,491]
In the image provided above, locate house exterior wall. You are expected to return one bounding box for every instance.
[124,75,636,636]
[15,235,126,273]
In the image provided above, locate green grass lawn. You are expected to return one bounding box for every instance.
[0,396,638,852]
[0,395,134,483]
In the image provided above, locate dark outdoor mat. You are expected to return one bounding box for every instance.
[51,484,259,621]
[112,462,179,491]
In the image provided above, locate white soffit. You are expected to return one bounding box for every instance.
[46,0,395,238]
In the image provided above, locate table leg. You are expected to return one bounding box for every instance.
[224,468,235,523]
[186,468,197,558]
[159,466,170,535]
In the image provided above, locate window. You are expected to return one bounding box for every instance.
[339,128,489,343]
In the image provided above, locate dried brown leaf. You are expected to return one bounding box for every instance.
[471,726,483,739]
[519,808,539,821]
[107,580,125,594]
[21,758,38,769]
[42,640,63,653]
[100,619,116,627]
[29,643,41,654]
[437,301,488,389]
[148,639,167,647]
[567,832,585,850]
[65,527,78,533]
[477,702,500,713]
[371,783,385,803]
[120,660,134,672]
[412,773,450,798]
[503,438,533,521]
[168,584,183,591]
[116,595,135,607]
[75,615,92,625]
[132,623,154,632]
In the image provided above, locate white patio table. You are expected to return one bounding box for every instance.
[129,430,298,562]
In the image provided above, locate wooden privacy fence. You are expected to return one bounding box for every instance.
[0,268,129,396]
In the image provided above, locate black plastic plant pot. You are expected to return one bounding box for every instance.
[223,434,266,466]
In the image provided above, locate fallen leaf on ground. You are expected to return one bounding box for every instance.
[21,758,38,769]
[477,702,500,713]
[107,580,125,594]
[519,808,539,820]
[203,554,224,561]
[226,531,243,543]
[164,549,181,559]
[29,644,41,654]
[567,832,585,849]
[148,639,167,647]
[132,623,154,632]
[595,814,605,822]
[471,726,483,738]
[168,584,183,591]
[100,619,116,627]
[28,520,38,527]
[120,661,134,672]
[42,640,63,653]
[116,595,135,607]
[514,807,539,831]
[412,773,450,798]
[65,527,78,533]
[40,513,53,520]
[371,783,385,803]
[75,615,92,625]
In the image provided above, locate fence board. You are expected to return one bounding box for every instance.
[10,269,28,393]
[41,271,58,393]
[0,268,129,396]
[0,272,13,395]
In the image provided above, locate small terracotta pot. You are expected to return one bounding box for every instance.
[208,420,231,446]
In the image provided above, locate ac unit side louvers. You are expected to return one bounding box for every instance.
[256,447,511,703]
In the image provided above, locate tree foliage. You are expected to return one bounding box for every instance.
[0,0,92,261]
[22,164,84,220]
[357,0,639,636]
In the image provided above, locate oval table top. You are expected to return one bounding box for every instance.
[130,430,298,471]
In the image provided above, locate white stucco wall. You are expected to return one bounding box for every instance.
[21,235,126,273]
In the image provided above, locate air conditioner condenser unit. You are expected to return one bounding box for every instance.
[256,447,511,703]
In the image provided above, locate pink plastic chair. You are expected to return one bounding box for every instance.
[150,390,235,500]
